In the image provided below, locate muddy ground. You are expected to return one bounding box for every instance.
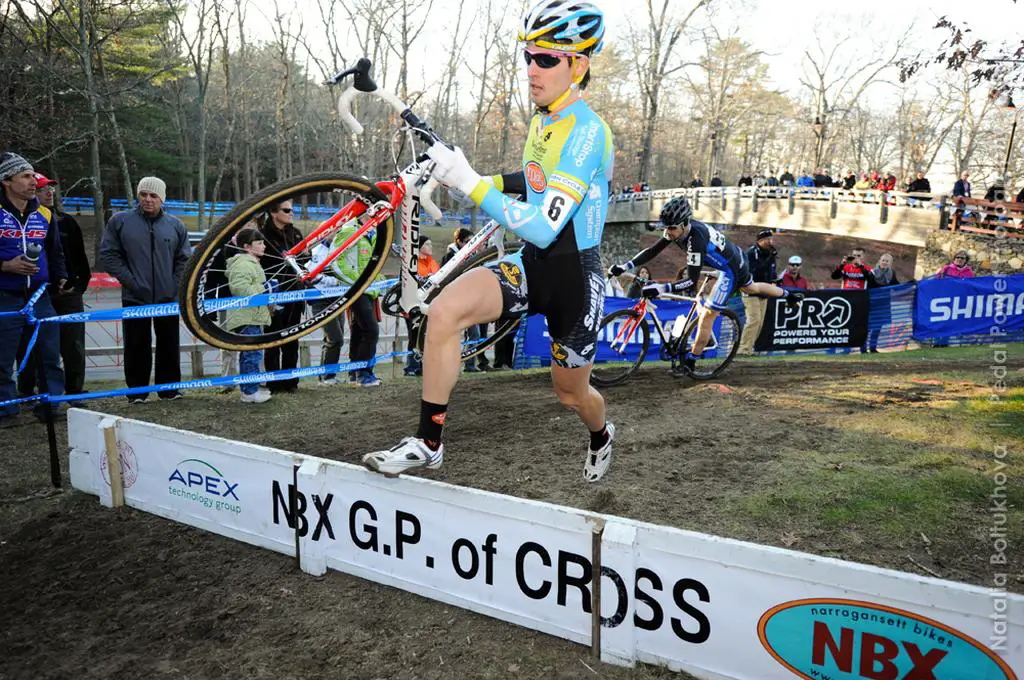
[1,349,1022,679]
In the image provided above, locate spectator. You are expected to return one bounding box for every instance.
[625,265,653,298]
[780,255,811,290]
[709,175,723,187]
[937,250,974,279]
[753,172,766,187]
[225,227,273,403]
[842,171,856,190]
[779,168,794,186]
[99,176,190,403]
[333,221,383,387]
[308,239,345,386]
[854,173,873,190]
[830,246,875,289]
[16,173,90,400]
[882,173,897,192]
[765,173,779,187]
[258,198,304,393]
[0,152,67,427]
[641,182,650,192]
[404,235,439,377]
[984,184,1005,202]
[796,171,815,188]
[812,168,832,187]
[908,171,931,194]
[738,175,753,187]
[689,175,703,188]
[952,171,971,198]
[737,229,778,355]
[866,253,900,353]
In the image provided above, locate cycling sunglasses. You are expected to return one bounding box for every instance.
[522,49,568,69]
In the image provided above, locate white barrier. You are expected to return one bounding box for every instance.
[69,409,1022,679]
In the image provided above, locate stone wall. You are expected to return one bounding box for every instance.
[604,222,920,287]
[916,230,1024,278]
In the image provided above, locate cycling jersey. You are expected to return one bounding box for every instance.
[626,219,751,312]
[467,98,614,368]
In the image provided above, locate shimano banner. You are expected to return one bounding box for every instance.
[754,290,869,351]
[913,274,1024,340]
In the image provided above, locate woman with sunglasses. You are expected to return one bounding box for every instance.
[362,0,616,482]
[259,199,304,393]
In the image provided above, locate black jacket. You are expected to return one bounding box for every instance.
[745,244,778,283]
[55,210,91,294]
[99,204,191,304]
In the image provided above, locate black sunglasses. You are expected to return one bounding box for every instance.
[522,50,564,69]
[277,207,293,213]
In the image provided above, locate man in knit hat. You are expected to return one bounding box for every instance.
[0,152,67,427]
[99,176,191,402]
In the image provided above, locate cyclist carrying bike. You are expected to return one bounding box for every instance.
[362,0,617,482]
[608,196,803,373]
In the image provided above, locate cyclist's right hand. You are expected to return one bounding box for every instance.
[426,142,482,195]
[608,263,627,277]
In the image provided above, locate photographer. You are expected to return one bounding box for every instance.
[830,246,876,290]
[737,229,779,354]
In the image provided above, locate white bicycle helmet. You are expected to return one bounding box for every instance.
[519,0,606,55]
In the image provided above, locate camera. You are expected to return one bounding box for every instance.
[844,255,856,263]
[645,221,661,232]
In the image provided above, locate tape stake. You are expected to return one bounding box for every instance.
[102,424,125,507]
[591,523,604,659]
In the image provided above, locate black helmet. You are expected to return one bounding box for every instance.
[660,196,692,227]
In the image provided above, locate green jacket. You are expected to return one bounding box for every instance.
[331,224,380,297]
[226,253,272,330]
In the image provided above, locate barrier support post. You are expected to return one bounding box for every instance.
[299,344,312,368]
[590,522,604,660]
[102,424,125,507]
[190,349,204,378]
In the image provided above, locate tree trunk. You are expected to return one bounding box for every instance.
[79,0,106,261]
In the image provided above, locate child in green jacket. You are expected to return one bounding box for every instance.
[226,227,273,403]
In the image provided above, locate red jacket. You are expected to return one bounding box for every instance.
[831,261,875,289]
[781,271,811,290]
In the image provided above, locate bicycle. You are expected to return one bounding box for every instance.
[178,58,520,361]
[589,277,743,386]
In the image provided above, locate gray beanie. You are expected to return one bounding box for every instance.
[137,176,167,202]
[0,152,33,181]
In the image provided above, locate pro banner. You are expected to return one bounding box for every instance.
[521,297,695,362]
[754,290,869,351]
[913,274,1024,340]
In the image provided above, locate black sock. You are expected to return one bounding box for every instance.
[589,425,609,452]
[416,400,448,450]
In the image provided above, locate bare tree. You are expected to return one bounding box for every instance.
[800,23,910,169]
[626,0,712,183]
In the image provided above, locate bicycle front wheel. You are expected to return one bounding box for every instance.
[179,172,394,350]
[416,246,521,363]
[677,308,742,380]
[589,309,650,387]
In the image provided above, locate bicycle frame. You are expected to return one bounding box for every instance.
[272,57,507,322]
[607,278,714,358]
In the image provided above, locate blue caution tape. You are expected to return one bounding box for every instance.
[15,285,49,370]
[0,352,409,409]
[39,278,398,324]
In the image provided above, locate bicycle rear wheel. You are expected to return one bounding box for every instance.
[676,308,742,380]
[589,309,650,387]
[413,246,521,363]
[179,172,394,350]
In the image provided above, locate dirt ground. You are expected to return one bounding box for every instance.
[1,348,1022,679]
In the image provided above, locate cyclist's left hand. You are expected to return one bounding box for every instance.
[641,282,667,298]
[427,142,483,196]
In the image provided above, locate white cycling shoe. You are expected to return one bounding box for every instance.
[362,437,444,478]
[583,422,615,483]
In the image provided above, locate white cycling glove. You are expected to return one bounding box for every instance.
[426,142,483,196]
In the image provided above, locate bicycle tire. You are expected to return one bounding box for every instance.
[179,172,394,351]
[414,246,521,363]
[589,309,650,387]
[677,308,742,380]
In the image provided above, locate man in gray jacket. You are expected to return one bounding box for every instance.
[99,177,191,402]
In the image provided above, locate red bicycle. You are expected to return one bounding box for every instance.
[589,277,743,386]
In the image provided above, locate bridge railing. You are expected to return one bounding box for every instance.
[609,186,946,210]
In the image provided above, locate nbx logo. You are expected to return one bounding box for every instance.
[271,481,334,541]
[812,622,946,679]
